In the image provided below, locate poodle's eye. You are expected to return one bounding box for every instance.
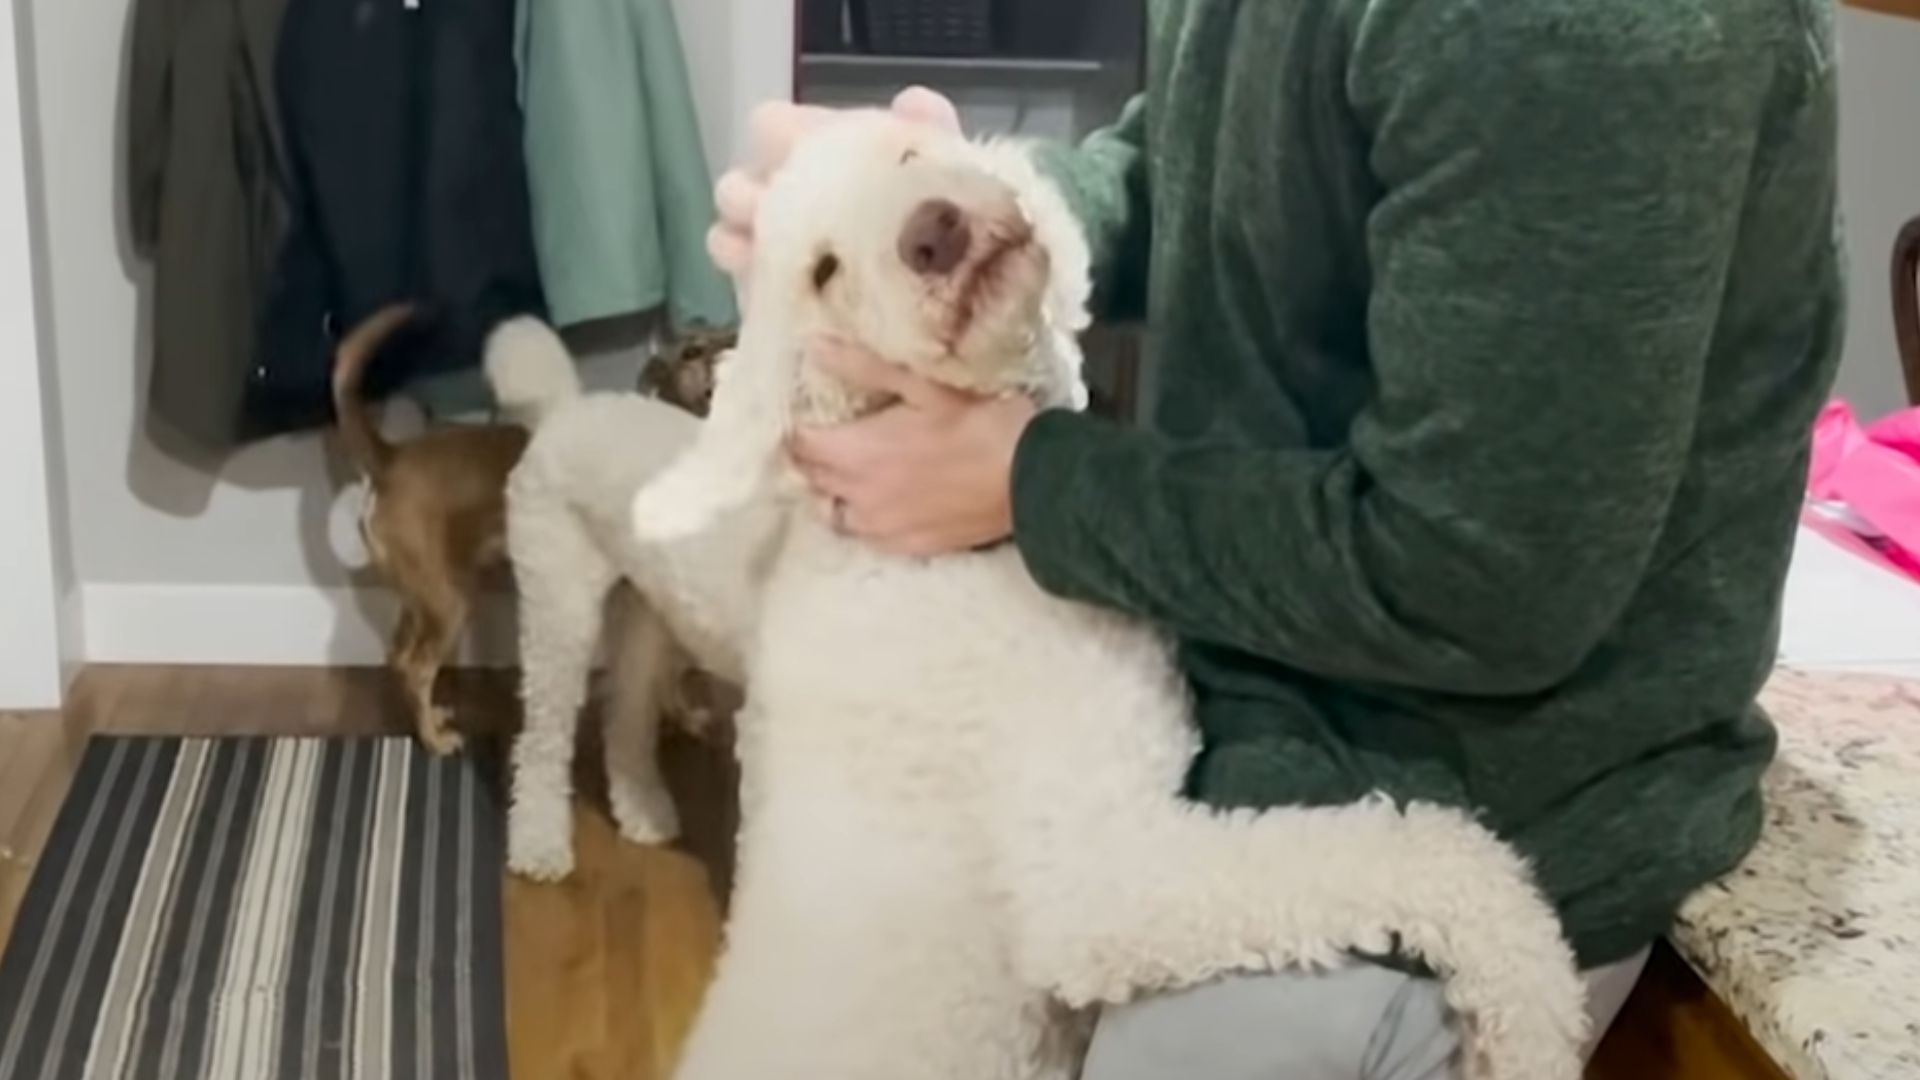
[812,253,840,291]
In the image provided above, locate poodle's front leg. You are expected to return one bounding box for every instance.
[626,502,786,687]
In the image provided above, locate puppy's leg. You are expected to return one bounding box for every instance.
[388,606,418,670]
[508,512,616,882]
[396,571,471,756]
[388,602,427,731]
[601,585,680,846]
[387,604,423,726]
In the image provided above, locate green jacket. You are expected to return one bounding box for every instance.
[514,0,737,332]
[1021,0,1842,967]
[408,0,737,420]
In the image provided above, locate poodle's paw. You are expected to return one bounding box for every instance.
[507,800,576,882]
[665,671,724,739]
[609,774,681,846]
[415,707,465,757]
[508,830,575,882]
[675,704,717,739]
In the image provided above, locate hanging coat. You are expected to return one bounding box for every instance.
[514,0,737,332]
[127,0,290,450]
[249,0,546,437]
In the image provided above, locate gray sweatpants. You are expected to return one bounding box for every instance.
[1080,948,1648,1080]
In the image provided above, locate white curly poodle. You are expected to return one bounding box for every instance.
[484,319,776,881]
[632,114,1589,1080]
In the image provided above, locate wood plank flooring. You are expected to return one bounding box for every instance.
[0,665,1791,1079]
[1,665,734,1080]
[1588,943,1792,1080]
[0,708,89,957]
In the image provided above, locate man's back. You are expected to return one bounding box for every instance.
[1019,0,1843,965]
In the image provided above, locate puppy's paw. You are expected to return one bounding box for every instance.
[416,708,465,757]
[608,775,681,846]
[507,801,576,882]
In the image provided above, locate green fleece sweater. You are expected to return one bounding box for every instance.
[1017,0,1842,966]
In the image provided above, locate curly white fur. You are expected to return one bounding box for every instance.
[636,115,1588,1080]
[487,320,776,881]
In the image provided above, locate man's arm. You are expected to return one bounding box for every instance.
[1011,6,1771,695]
[1029,97,1151,321]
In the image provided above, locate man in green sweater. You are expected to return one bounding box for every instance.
[711,0,1841,1072]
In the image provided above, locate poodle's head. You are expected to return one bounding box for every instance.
[753,113,1091,415]
[632,114,1092,541]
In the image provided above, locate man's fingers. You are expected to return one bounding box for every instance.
[707,225,751,277]
[709,170,759,276]
[748,101,838,174]
[789,427,863,483]
[714,171,760,229]
[799,462,856,503]
[891,87,962,133]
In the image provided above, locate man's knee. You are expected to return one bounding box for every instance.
[1079,966,1456,1080]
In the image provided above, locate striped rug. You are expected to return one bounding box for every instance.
[0,737,507,1080]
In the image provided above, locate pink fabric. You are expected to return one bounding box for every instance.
[1806,400,1920,580]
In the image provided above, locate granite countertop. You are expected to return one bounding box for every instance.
[1674,667,1920,1080]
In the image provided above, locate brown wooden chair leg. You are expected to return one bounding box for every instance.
[1895,215,1920,406]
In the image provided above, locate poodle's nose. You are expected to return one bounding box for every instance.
[898,199,971,277]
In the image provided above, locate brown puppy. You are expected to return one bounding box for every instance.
[332,305,530,754]
[638,326,735,417]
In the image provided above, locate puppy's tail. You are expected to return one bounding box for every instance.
[485,316,581,429]
[331,303,419,482]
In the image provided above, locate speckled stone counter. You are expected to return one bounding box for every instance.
[1673,667,1920,1080]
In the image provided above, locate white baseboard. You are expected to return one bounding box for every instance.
[81,583,519,668]
[58,581,87,691]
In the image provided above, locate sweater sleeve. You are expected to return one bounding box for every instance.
[1010,3,1769,695]
[1028,96,1151,321]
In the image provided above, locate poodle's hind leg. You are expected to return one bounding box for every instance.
[601,584,681,846]
[507,510,616,882]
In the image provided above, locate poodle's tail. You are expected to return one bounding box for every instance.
[330,302,419,483]
[485,316,582,429]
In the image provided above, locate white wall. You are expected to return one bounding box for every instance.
[1834,8,1920,417]
[21,1,1919,666]
[1,0,76,706]
[25,0,790,665]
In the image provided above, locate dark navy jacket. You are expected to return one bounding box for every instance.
[249,0,545,438]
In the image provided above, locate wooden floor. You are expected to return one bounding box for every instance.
[1,665,1791,1079]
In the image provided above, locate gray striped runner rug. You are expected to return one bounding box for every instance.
[0,737,508,1080]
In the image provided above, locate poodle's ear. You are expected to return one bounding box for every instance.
[632,288,799,542]
[978,137,1094,412]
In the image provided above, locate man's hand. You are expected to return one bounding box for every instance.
[708,88,963,278]
[790,343,1037,558]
